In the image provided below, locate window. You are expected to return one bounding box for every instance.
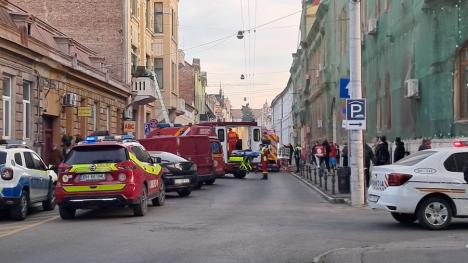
[395,151,436,166]
[23,81,31,139]
[171,8,175,37]
[457,45,468,119]
[217,129,225,142]
[24,152,35,169]
[92,103,97,131]
[171,61,176,92]
[2,75,11,138]
[106,107,110,132]
[444,153,468,173]
[131,146,152,163]
[131,0,137,16]
[253,129,261,142]
[32,153,46,170]
[154,2,163,33]
[146,112,151,123]
[154,58,163,89]
[146,0,150,29]
[131,47,138,76]
[14,153,23,166]
[211,142,222,154]
[65,146,128,164]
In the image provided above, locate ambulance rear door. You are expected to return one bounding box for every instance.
[250,126,262,163]
[215,126,228,162]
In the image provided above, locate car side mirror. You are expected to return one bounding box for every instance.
[152,157,162,164]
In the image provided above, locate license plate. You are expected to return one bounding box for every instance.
[368,194,380,203]
[80,174,106,182]
[174,179,190,184]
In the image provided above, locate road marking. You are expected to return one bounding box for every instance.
[0,216,59,239]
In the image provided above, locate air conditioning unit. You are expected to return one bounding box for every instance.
[404,79,420,99]
[123,107,133,119]
[367,18,378,35]
[62,93,77,107]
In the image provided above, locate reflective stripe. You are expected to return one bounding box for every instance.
[128,152,162,175]
[70,163,118,173]
[63,184,126,192]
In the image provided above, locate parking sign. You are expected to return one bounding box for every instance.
[345,99,366,130]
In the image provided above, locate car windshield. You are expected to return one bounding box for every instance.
[149,151,188,163]
[65,145,128,164]
[394,150,437,166]
[0,151,6,164]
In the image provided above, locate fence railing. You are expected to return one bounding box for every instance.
[299,163,341,196]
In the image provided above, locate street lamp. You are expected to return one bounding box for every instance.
[237,30,244,39]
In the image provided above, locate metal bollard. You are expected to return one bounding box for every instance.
[319,167,323,187]
[308,165,312,181]
[314,167,317,184]
[331,170,336,195]
[324,170,328,191]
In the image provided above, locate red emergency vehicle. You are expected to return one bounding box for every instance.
[140,125,225,186]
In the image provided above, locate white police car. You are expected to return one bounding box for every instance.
[0,140,57,220]
[368,140,468,230]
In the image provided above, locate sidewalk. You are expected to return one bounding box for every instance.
[313,236,468,263]
[291,164,351,204]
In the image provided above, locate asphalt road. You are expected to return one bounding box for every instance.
[1,172,468,263]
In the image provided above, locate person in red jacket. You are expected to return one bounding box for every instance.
[227,128,239,156]
[329,142,337,170]
[260,144,269,180]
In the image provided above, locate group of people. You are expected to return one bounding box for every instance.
[285,136,433,186]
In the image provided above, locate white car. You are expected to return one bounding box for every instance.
[0,141,57,220]
[368,142,468,230]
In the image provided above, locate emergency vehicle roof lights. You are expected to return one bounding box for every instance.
[453,140,468,147]
[85,136,97,143]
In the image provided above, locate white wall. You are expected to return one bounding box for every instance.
[271,85,293,148]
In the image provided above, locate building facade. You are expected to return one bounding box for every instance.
[11,0,183,138]
[272,78,293,146]
[0,1,129,163]
[290,0,468,152]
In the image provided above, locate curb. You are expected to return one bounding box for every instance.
[291,172,350,204]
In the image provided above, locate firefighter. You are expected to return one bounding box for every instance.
[260,144,269,180]
[227,128,239,155]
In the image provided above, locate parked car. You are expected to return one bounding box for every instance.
[149,151,197,197]
[368,140,468,230]
[0,140,57,220]
[55,135,165,219]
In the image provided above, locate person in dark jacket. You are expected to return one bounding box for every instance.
[319,140,331,172]
[374,136,390,166]
[364,142,374,187]
[393,137,406,162]
[286,144,294,165]
[418,139,432,151]
[294,145,301,173]
[342,143,348,167]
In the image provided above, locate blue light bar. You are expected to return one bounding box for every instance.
[85,136,97,143]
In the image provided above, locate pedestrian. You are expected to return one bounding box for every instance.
[294,144,301,173]
[287,143,294,165]
[372,136,381,154]
[342,142,348,167]
[363,142,374,187]
[311,141,319,166]
[335,143,341,167]
[319,140,331,172]
[418,138,432,151]
[50,145,64,173]
[329,142,337,170]
[393,137,406,162]
[260,144,269,180]
[374,136,390,166]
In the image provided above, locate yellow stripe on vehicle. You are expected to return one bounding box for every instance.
[128,152,162,176]
[63,184,126,193]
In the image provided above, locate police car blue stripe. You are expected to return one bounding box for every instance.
[1,176,30,199]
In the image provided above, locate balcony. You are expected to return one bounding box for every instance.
[131,77,156,106]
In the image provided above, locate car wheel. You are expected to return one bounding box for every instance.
[43,184,56,211]
[177,189,191,197]
[152,181,166,206]
[417,197,452,230]
[234,170,247,179]
[391,212,417,224]
[133,186,148,216]
[10,190,29,221]
[59,206,76,220]
[205,178,216,185]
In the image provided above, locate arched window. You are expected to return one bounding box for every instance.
[456,44,468,120]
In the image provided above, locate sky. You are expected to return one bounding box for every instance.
[179,0,301,109]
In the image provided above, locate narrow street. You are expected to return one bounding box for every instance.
[1,172,467,263]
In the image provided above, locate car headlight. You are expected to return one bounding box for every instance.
[174,163,183,170]
[191,163,197,172]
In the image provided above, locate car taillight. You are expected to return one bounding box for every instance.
[116,161,136,171]
[387,173,412,186]
[58,163,72,174]
[1,167,13,180]
[117,173,127,182]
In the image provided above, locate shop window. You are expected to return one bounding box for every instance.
[2,75,12,138]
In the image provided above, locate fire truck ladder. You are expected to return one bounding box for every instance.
[153,72,173,127]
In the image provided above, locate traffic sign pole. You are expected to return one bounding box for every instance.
[349,0,365,207]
